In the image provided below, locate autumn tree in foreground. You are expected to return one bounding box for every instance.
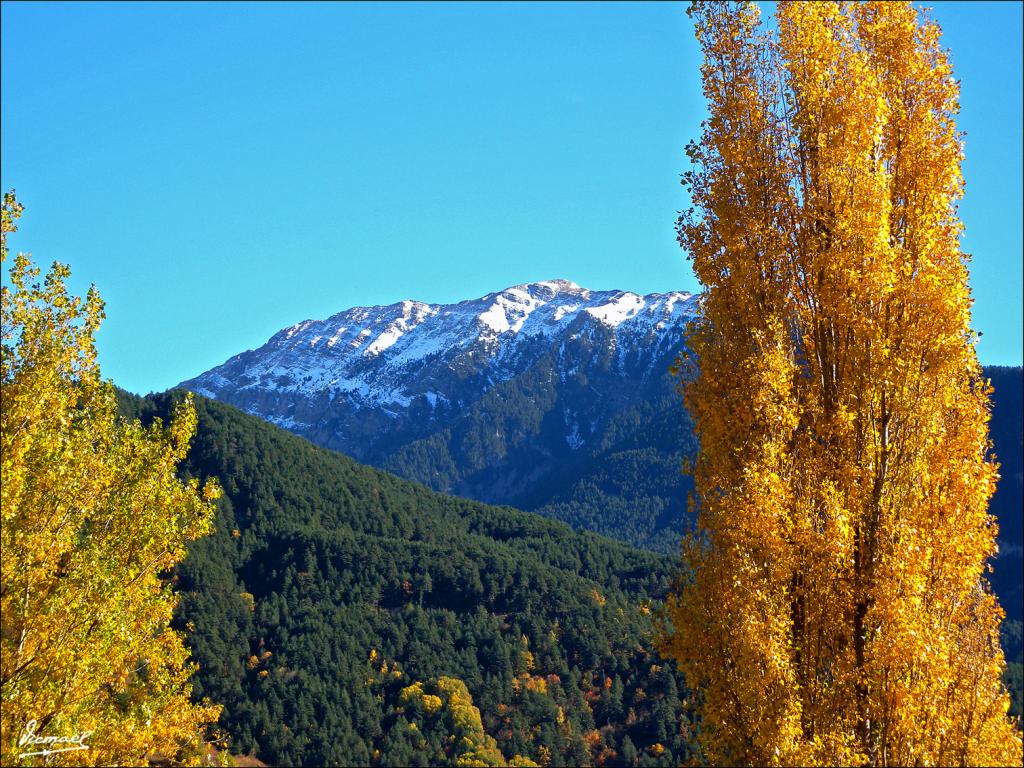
[662,2,1023,765]
[0,192,221,765]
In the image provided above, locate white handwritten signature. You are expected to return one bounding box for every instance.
[17,719,93,758]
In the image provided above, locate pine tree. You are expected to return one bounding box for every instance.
[662,3,1023,765]
[1,192,221,765]
[620,734,638,767]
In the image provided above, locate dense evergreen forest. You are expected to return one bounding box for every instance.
[117,391,694,767]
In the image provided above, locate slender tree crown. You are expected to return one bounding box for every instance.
[0,192,221,765]
[663,2,1023,765]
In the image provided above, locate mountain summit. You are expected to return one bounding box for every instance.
[183,279,696,445]
[186,280,695,413]
[180,280,699,549]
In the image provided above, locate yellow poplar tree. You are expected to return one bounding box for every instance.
[0,192,222,765]
[662,3,1023,765]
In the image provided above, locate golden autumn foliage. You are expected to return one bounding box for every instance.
[398,675,534,767]
[662,3,1023,766]
[1,192,222,765]
[367,650,537,767]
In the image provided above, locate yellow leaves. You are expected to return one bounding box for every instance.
[1,190,24,261]
[1,195,220,766]
[523,676,547,695]
[519,649,535,674]
[667,5,1022,766]
[399,681,425,705]
[390,676,511,766]
[422,694,443,716]
[507,756,539,768]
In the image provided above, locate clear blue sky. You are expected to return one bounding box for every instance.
[2,1,1021,394]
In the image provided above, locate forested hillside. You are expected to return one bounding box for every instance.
[117,390,693,767]
[112,365,1022,765]
[379,358,700,555]
[180,281,700,555]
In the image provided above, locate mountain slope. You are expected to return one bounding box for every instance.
[181,280,698,552]
[117,390,692,767]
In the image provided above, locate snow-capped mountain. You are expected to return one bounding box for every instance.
[180,280,698,551]
[182,279,697,462]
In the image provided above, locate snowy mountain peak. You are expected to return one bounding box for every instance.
[539,278,582,291]
[504,278,587,298]
[181,280,698,424]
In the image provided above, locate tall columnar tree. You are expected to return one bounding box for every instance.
[662,3,1023,765]
[0,192,221,765]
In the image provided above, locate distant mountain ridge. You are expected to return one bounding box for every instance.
[184,279,695,438]
[181,280,699,550]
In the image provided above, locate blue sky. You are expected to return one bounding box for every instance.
[2,1,1021,394]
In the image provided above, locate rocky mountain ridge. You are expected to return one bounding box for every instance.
[182,280,697,466]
